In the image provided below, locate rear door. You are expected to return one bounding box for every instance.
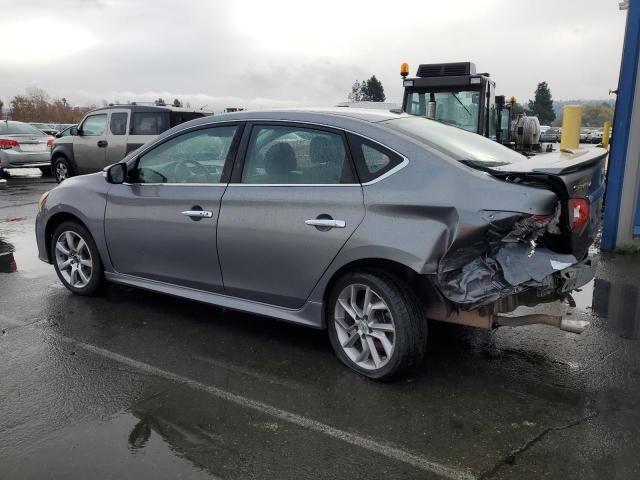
[104,123,242,292]
[105,109,130,165]
[217,123,365,308]
[73,113,108,173]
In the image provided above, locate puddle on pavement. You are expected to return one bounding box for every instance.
[591,278,640,339]
[569,256,640,340]
[1,412,212,480]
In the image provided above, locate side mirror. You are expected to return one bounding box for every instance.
[70,126,79,136]
[106,163,127,184]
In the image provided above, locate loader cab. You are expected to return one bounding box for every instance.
[401,62,497,140]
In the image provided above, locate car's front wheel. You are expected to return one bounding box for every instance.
[53,157,73,183]
[327,271,428,380]
[51,221,104,295]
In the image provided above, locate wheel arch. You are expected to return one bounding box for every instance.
[319,257,440,328]
[51,149,77,173]
[44,212,93,263]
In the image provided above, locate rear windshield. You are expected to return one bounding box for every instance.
[382,116,526,167]
[0,121,47,136]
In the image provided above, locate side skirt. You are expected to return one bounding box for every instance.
[104,272,324,329]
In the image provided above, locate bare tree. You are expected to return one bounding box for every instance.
[9,88,95,123]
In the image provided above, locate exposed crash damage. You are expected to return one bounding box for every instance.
[433,147,607,315]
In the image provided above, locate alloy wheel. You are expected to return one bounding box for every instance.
[54,231,93,288]
[55,161,68,182]
[333,283,396,370]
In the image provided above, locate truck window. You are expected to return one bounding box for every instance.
[109,113,128,135]
[131,112,170,135]
[488,83,497,140]
[405,90,480,133]
[80,114,108,136]
[170,111,205,127]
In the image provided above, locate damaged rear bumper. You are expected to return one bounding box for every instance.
[427,255,597,333]
[436,243,597,312]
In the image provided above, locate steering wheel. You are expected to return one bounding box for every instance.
[173,158,210,183]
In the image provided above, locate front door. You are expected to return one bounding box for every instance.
[218,123,365,308]
[104,123,242,293]
[73,112,108,174]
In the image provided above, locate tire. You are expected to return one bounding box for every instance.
[53,156,73,183]
[39,166,53,176]
[51,221,104,296]
[327,271,428,380]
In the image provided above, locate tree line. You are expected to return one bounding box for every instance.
[348,75,386,102]
[528,82,614,127]
[2,88,95,123]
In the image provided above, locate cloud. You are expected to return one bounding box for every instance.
[0,0,628,110]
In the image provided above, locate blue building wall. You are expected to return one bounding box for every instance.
[601,0,640,250]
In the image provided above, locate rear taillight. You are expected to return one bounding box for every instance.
[570,199,589,231]
[0,139,18,150]
[47,138,55,150]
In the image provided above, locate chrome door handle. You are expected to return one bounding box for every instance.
[305,219,346,228]
[182,210,213,218]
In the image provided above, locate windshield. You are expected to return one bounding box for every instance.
[0,121,48,136]
[405,89,480,132]
[383,116,526,167]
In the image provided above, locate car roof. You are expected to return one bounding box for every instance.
[88,104,207,114]
[185,107,405,126]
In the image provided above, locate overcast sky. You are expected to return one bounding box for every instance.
[1,0,628,112]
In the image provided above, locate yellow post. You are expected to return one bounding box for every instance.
[602,121,612,149]
[560,105,582,150]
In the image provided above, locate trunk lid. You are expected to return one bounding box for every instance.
[6,134,51,153]
[493,147,607,259]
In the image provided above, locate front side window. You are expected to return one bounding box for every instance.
[131,112,170,135]
[80,114,107,136]
[132,126,238,184]
[241,125,353,184]
[110,112,128,135]
[405,90,481,133]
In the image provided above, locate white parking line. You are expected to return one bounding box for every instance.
[51,332,476,480]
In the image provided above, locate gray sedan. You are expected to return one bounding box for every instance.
[1,120,54,174]
[35,109,606,379]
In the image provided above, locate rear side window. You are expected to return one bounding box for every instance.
[131,112,170,135]
[80,114,107,136]
[170,111,205,127]
[241,125,355,184]
[109,113,128,135]
[347,134,403,183]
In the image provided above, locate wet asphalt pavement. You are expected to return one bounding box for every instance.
[1,169,640,480]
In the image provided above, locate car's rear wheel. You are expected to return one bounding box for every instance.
[53,157,73,183]
[39,166,53,176]
[51,221,104,295]
[327,271,427,380]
